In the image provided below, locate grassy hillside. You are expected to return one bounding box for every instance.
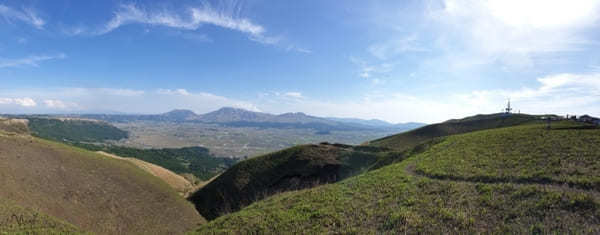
[189,143,386,220]
[26,117,128,143]
[0,198,82,234]
[0,118,29,135]
[0,131,204,234]
[369,113,540,151]
[96,151,194,196]
[414,121,600,190]
[192,121,600,233]
[74,143,237,181]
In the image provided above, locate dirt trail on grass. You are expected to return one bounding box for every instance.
[97,151,193,196]
[404,164,600,195]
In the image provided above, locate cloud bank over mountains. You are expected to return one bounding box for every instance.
[2,72,598,123]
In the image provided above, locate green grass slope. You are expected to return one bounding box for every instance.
[192,121,600,234]
[415,120,600,190]
[189,143,385,220]
[368,113,540,151]
[0,132,204,234]
[0,198,82,234]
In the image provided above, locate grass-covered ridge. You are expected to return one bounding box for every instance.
[192,120,600,233]
[369,113,541,151]
[189,143,386,220]
[414,121,600,190]
[0,132,204,234]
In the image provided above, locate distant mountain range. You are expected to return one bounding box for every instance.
[67,107,426,132]
[326,117,426,130]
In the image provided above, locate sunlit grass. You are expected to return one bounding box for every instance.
[192,120,600,234]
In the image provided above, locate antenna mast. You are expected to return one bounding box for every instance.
[505,99,512,114]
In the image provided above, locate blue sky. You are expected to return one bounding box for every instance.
[1,0,600,123]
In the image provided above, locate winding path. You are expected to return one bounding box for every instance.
[404,163,600,196]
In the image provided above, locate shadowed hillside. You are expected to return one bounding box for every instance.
[192,120,600,234]
[189,143,385,220]
[0,131,204,234]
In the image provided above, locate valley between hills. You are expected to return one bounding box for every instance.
[1,112,599,234]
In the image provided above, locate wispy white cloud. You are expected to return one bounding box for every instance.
[0,54,66,69]
[60,25,87,36]
[0,4,45,29]
[43,99,79,109]
[368,34,428,60]
[97,88,145,97]
[98,3,279,45]
[350,56,394,80]
[157,88,191,96]
[285,45,312,54]
[284,92,303,99]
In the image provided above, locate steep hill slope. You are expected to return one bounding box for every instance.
[368,113,541,151]
[189,143,385,220]
[96,151,193,196]
[193,121,600,233]
[0,132,204,234]
[75,144,236,181]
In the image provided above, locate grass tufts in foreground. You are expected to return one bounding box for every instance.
[0,198,83,234]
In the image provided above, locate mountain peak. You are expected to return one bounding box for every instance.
[214,107,253,113]
[201,107,270,123]
[163,109,197,116]
[160,109,199,121]
[279,112,308,117]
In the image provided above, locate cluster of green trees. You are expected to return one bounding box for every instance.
[27,118,128,142]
